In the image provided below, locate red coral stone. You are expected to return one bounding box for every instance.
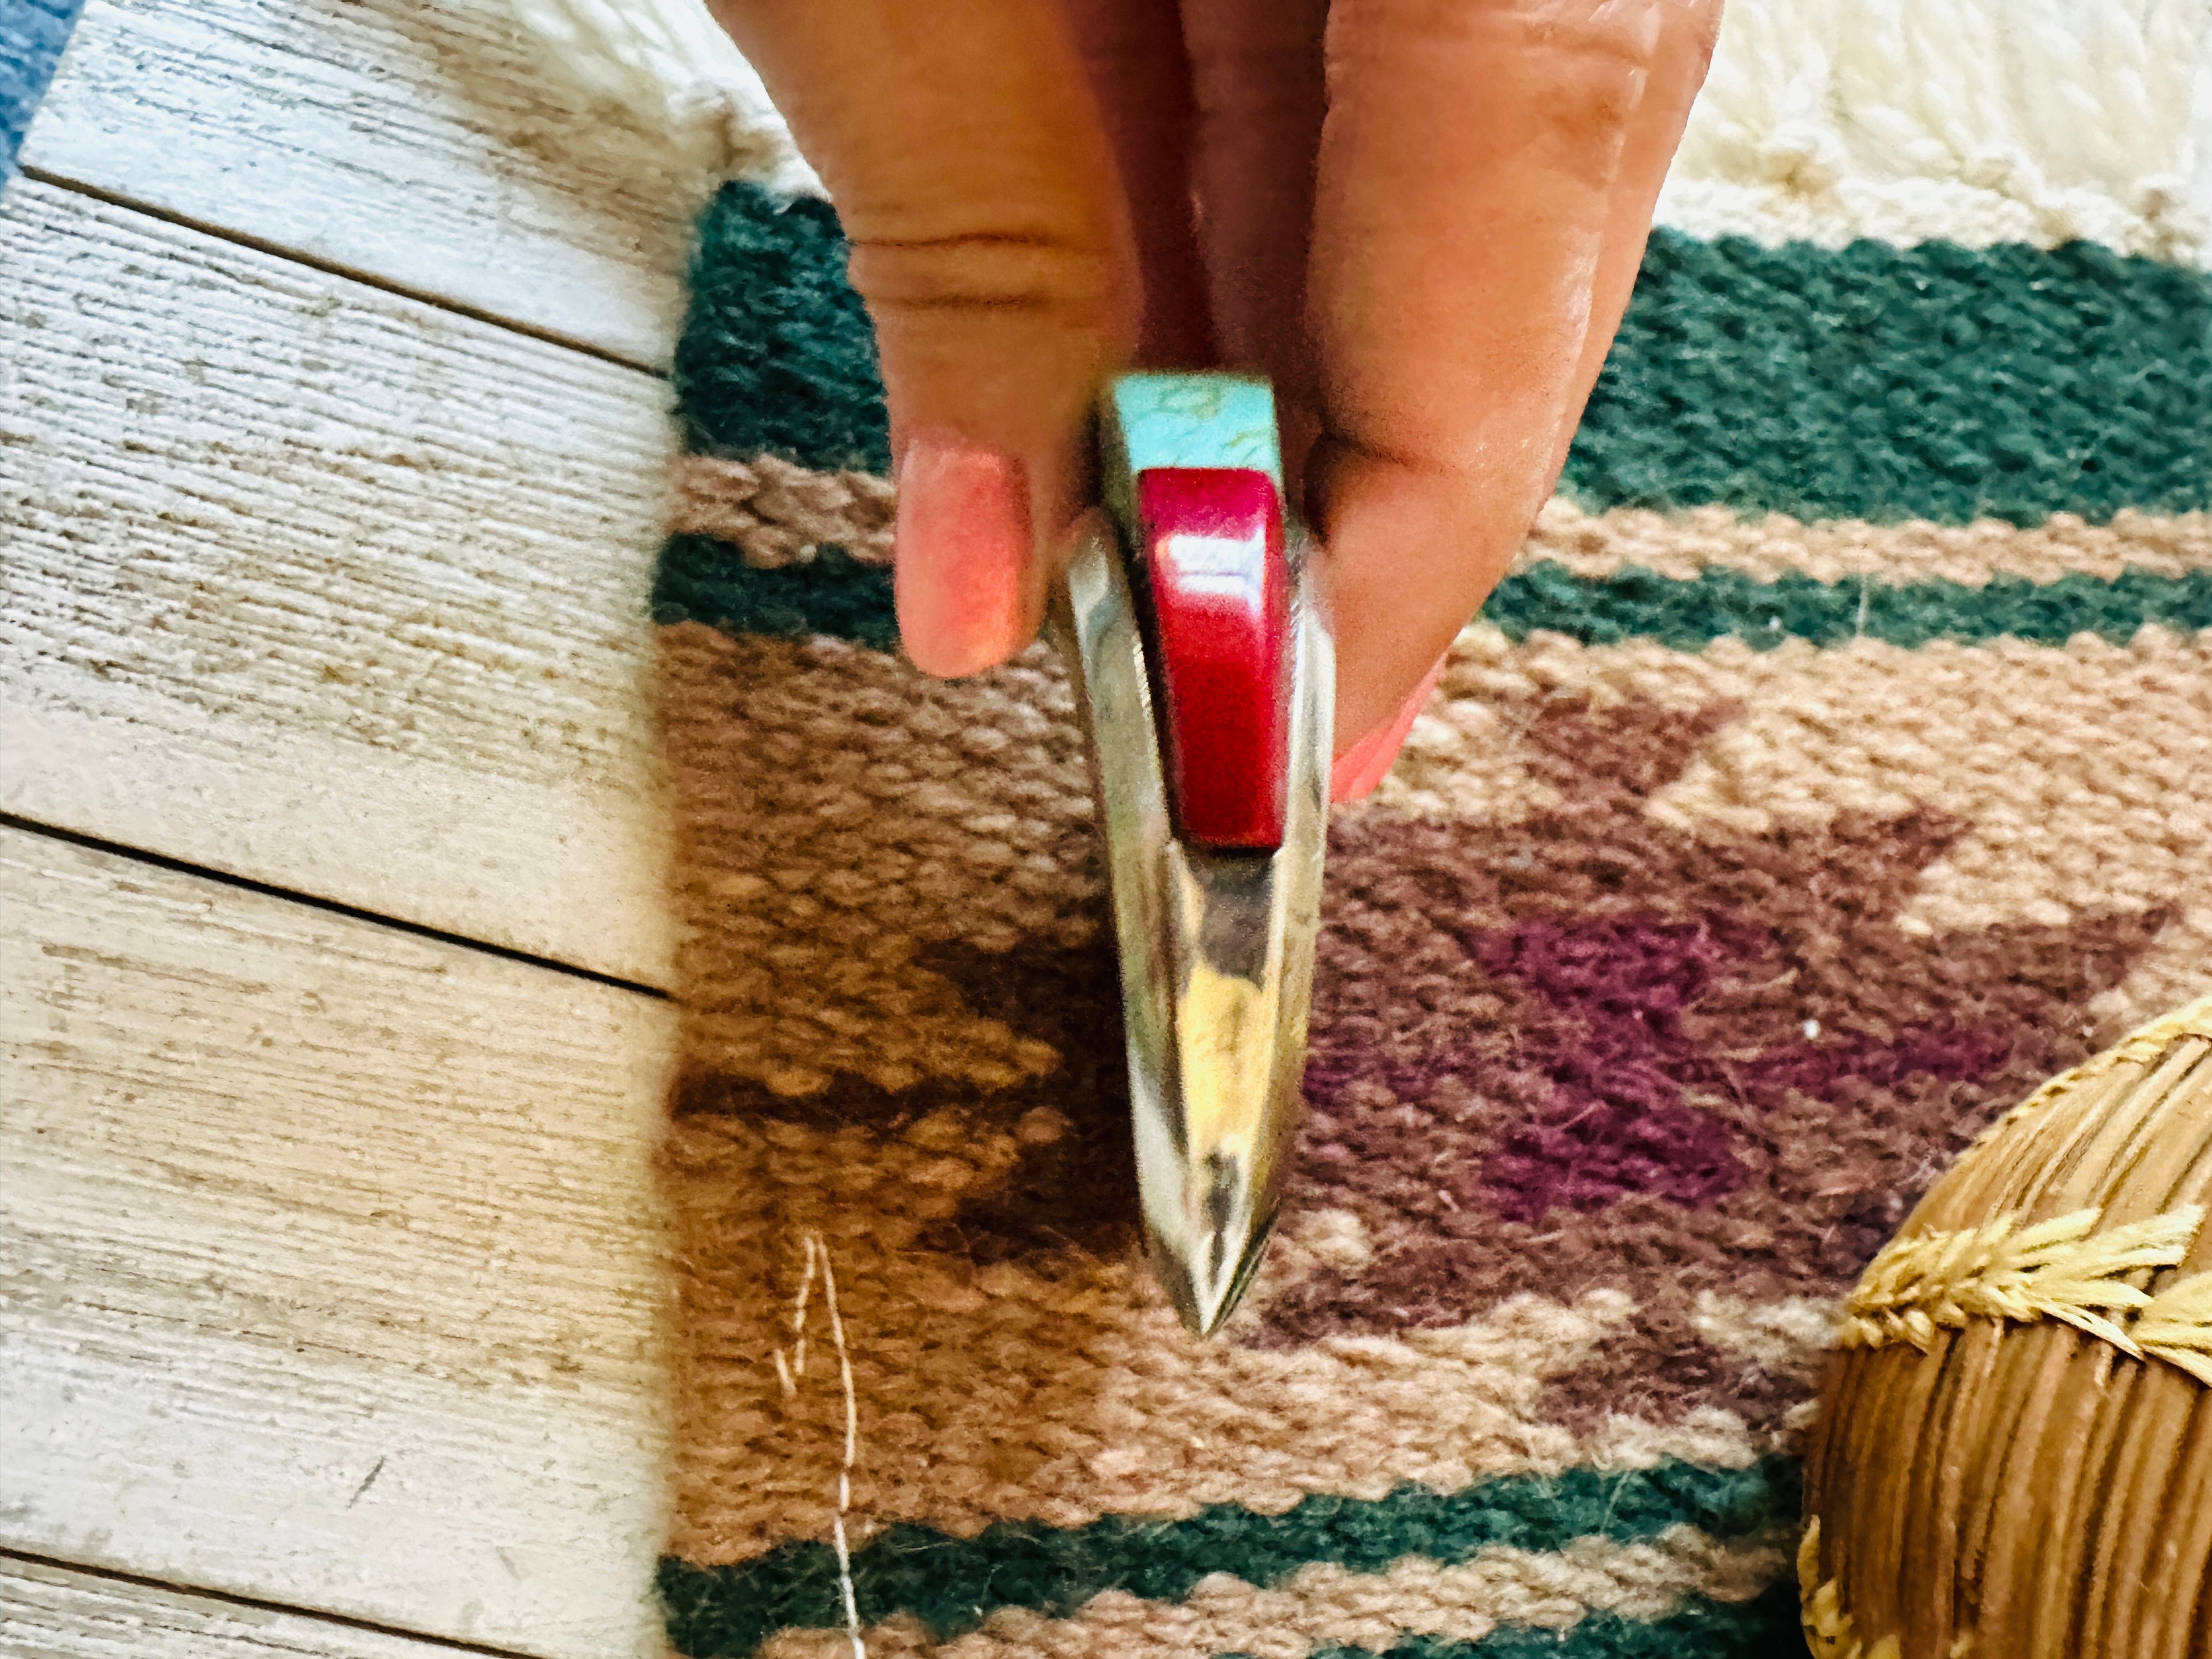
[1134,466,1291,850]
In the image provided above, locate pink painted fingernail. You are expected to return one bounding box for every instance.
[1330,658,1446,803]
[893,428,1031,678]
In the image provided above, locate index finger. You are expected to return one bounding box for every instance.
[706,0,1137,676]
[1306,0,1718,751]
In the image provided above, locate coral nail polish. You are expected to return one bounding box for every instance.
[1330,658,1446,803]
[893,429,1031,678]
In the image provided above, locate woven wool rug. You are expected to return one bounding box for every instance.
[500,2,2212,1653]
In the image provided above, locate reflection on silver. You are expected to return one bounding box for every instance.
[1056,514,1334,1337]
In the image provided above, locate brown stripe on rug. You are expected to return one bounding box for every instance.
[656,626,1099,1096]
[648,547,2197,1577]
[663,624,2203,1099]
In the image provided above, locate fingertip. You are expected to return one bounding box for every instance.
[1329,655,1445,803]
[894,428,1035,678]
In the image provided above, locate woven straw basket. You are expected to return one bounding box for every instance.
[1802,994,2212,1656]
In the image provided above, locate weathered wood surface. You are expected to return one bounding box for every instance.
[0,827,678,1658]
[0,1557,483,1659]
[19,0,702,367]
[0,180,678,988]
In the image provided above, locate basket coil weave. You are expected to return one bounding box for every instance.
[1803,994,2212,1657]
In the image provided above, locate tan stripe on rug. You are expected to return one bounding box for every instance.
[668,453,2211,588]
[757,1527,1789,1658]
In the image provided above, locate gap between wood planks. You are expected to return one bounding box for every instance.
[0,813,669,1003]
[0,1548,553,1659]
[15,166,667,378]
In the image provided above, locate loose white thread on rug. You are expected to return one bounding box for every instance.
[780,1235,867,1658]
[775,1229,820,1398]
[816,1235,866,1659]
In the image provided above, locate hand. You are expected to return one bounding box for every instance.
[706,0,1719,794]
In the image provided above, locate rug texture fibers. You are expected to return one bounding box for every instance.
[595,5,2212,1655]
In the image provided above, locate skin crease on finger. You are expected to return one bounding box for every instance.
[711,0,1716,764]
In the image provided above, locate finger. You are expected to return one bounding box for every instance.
[1539,5,1718,486]
[706,0,1135,675]
[1326,13,1710,803]
[1179,0,1330,485]
[1307,0,1718,749]
[1060,0,1214,365]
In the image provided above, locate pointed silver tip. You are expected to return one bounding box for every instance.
[1149,1202,1280,1339]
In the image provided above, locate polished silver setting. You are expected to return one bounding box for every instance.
[1059,515,1334,1336]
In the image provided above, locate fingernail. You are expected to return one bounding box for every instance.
[893,428,1031,678]
[1330,658,1446,804]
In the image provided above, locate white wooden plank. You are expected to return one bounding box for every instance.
[0,1558,471,1659]
[19,0,704,366]
[0,826,677,1659]
[0,179,676,988]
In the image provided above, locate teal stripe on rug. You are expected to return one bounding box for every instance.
[674,184,2211,526]
[1299,1576,1803,1659]
[657,535,900,651]
[652,534,2212,653]
[655,1457,1797,1656]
